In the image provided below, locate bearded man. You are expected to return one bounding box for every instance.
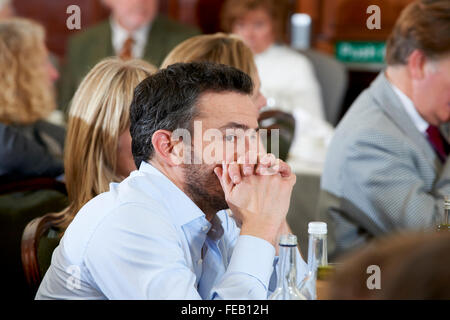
[36,62,308,300]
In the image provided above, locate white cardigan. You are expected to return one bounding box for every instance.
[255,44,325,120]
[256,44,334,167]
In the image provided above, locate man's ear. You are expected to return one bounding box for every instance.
[151,130,185,166]
[407,49,427,80]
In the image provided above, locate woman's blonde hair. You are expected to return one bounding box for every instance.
[0,18,56,124]
[56,58,156,230]
[161,33,258,81]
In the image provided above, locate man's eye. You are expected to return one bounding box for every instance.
[226,135,236,142]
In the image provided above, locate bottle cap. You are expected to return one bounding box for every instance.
[445,196,450,204]
[308,222,327,235]
[278,234,297,246]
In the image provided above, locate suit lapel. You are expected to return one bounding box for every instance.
[369,72,442,172]
[82,20,114,72]
[96,21,114,59]
[440,123,450,141]
[143,16,172,67]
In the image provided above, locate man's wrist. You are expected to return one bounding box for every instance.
[240,222,280,247]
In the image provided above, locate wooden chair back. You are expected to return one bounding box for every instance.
[21,212,64,292]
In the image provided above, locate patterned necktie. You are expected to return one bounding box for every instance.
[119,36,134,60]
[426,125,450,162]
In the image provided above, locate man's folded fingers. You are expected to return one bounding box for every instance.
[278,160,292,177]
[228,161,241,184]
[238,152,257,176]
[256,154,280,176]
[259,153,276,167]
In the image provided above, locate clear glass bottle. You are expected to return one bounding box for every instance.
[437,196,450,232]
[298,222,328,300]
[269,234,304,300]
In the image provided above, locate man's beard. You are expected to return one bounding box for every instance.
[182,163,229,216]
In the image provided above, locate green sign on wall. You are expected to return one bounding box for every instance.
[336,41,386,63]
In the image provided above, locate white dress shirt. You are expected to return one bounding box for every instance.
[36,162,308,300]
[110,18,151,59]
[390,82,429,135]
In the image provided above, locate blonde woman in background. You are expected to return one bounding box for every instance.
[52,58,156,231]
[0,18,62,180]
[0,0,14,19]
[161,32,267,111]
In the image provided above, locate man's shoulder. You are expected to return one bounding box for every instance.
[335,92,388,136]
[151,15,200,40]
[153,15,199,33]
[68,20,110,47]
[70,172,170,225]
[62,176,174,257]
[322,91,403,194]
[328,87,411,161]
[110,171,171,215]
[342,83,404,132]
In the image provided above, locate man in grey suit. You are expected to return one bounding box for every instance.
[318,0,450,259]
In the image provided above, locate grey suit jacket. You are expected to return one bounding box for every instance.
[317,72,450,259]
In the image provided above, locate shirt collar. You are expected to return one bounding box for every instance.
[109,17,151,54]
[208,213,224,241]
[390,82,429,134]
[138,161,207,227]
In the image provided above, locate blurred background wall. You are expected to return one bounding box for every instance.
[12,0,414,57]
[13,0,415,119]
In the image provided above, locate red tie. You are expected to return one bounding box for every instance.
[426,125,449,162]
[119,36,134,60]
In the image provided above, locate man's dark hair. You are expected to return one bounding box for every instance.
[130,62,254,168]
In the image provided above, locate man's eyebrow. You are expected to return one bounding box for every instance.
[219,122,259,131]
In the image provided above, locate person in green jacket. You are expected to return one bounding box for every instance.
[58,0,200,112]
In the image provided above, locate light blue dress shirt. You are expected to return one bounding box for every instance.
[36,162,308,300]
